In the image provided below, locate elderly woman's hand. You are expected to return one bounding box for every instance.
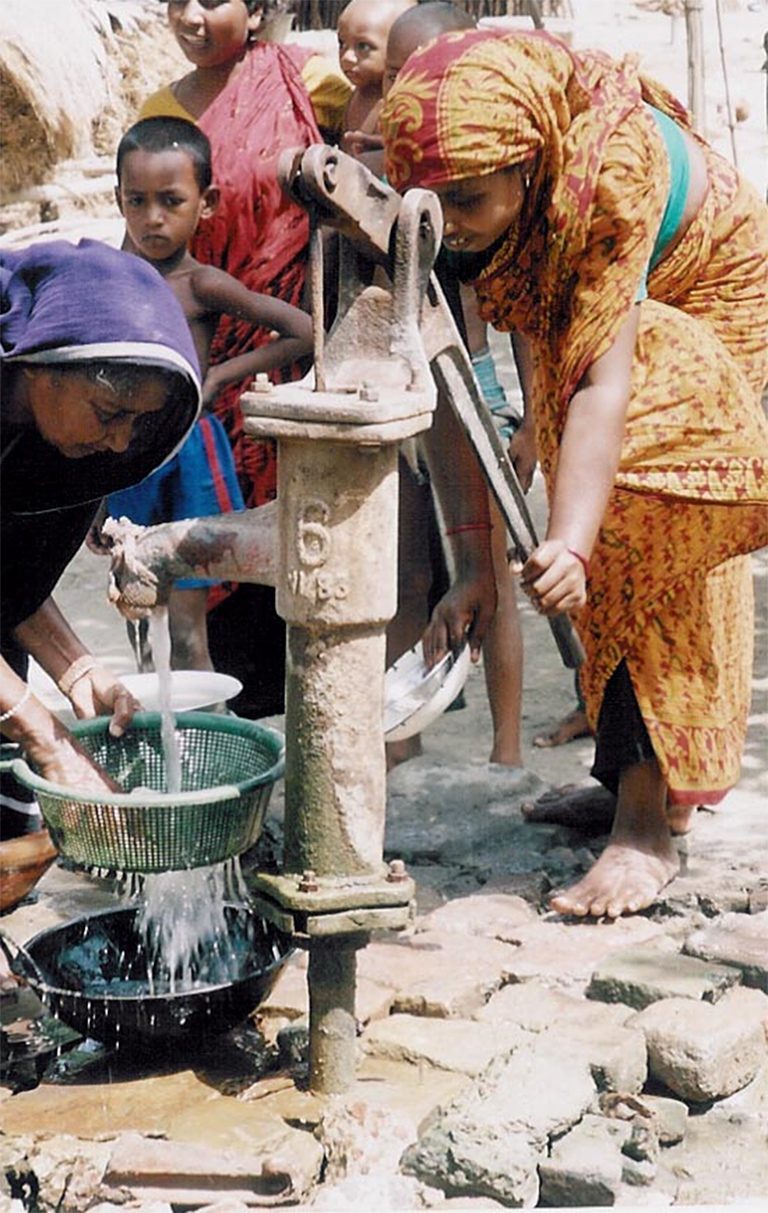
[30,729,123,795]
[65,665,142,738]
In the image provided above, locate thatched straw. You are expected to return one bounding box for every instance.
[0,0,113,196]
[0,0,184,204]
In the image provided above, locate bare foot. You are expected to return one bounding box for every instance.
[489,746,523,767]
[523,785,698,838]
[386,735,423,772]
[548,759,679,918]
[533,708,592,748]
[549,839,680,918]
[522,783,616,831]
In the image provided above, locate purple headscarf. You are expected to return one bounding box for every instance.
[1,239,202,633]
[1,238,201,511]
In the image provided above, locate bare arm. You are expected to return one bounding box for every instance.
[340,130,385,175]
[191,267,313,403]
[419,394,497,665]
[0,655,121,793]
[507,329,537,492]
[520,305,639,616]
[14,597,140,736]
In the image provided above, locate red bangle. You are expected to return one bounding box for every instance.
[567,547,590,578]
[445,522,492,536]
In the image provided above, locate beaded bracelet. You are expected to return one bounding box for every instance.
[0,684,32,725]
[444,521,493,536]
[567,547,590,578]
[57,655,98,697]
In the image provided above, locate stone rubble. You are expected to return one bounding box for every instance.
[2,662,767,1211]
[683,909,768,992]
[627,986,768,1102]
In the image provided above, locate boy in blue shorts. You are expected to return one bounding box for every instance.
[106,116,313,670]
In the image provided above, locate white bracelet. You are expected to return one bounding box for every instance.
[0,684,32,724]
[57,655,98,697]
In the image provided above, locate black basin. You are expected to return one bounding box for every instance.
[11,905,294,1046]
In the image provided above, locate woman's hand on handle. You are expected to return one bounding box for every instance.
[516,539,587,616]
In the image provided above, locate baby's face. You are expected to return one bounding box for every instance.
[337,4,393,90]
[383,23,422,98]
[383,43,408,99]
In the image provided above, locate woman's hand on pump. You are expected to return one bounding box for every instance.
[515,538,587,616]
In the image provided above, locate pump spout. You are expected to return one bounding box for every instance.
[104,503,278,619]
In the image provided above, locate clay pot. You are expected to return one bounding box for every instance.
[0,830,57,914]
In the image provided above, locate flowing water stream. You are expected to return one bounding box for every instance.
[147,605,181,795]
[125,609,251,994]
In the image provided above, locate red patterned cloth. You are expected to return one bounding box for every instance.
[143,42,321,512]
[194,43,320,511]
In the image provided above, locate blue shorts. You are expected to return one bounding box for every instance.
[107,414,245,589]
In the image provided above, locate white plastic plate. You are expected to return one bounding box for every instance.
[384,642,471,742]
[117,670,243,712]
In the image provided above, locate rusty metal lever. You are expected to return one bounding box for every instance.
[279,146,585,669]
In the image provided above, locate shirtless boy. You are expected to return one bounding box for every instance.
[108,116,312,670]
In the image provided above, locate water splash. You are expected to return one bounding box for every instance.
[121,858,253,994]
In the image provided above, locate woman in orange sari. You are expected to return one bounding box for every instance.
[381,28,768,917]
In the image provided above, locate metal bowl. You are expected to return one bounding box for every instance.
[384,642,471,742]
[5,905,294,1046]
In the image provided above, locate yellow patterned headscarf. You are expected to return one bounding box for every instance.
[381,29,690,436]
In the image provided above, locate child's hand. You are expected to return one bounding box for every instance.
[508,421,537,493]
[341,129,384,160]
[202,367,224,408]
[422,567,497,668]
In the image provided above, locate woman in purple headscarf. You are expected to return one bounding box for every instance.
[1,239,201,824]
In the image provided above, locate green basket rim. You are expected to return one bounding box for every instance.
[8,711,285,807]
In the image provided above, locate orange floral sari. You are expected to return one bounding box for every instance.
[382,29,768,803]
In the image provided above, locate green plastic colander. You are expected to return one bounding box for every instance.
[0,712,284,874]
